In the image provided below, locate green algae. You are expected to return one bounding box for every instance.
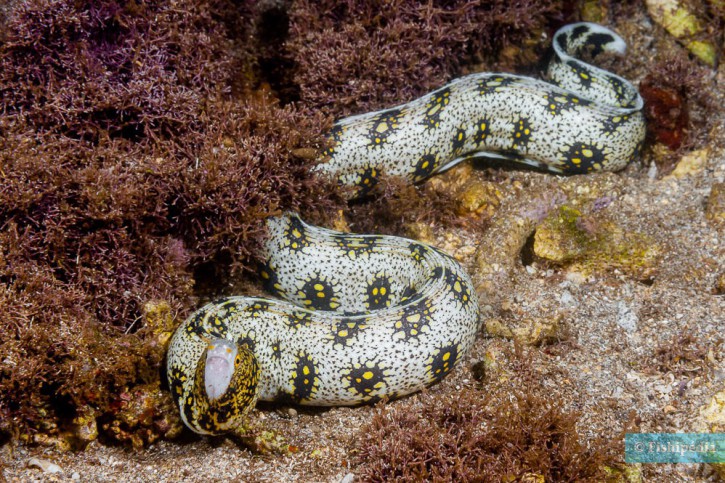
[534,204,661,280]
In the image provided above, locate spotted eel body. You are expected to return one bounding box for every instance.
[168,214,479,434]
[167,23,645,435]
[316,22,645,197]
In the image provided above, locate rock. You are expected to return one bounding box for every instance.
[616,302,638,333]
[474,202,539,296]
[340,473,355,483]
[559,290,576,306]
[484,319,513,339]
[27,457,62,474]
[603,463,643,482]
[581,0,608,22]
[291,147,318,159]
[699,389,725,431]
[534,205,587,262]
[456,181,502,218]
[533,204,660,280]
[520,473,545,483]
[666,148,709,178]
[102,383,184,448]
[654,383,672,395]
[331,210,351,232]
[697,389,725,479]
[65,408,99,449]
[645,0,718,66]
[405,221,435,245]
[30,433,71,452]
[472,340,511,382]
[485,315,563,346]
[706,183,725,227]
[142,300,176,350]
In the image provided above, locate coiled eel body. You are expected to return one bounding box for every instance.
[167,23,645,435]
[168,214,479,434]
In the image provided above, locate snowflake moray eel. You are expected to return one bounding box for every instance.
[167,23,645,435]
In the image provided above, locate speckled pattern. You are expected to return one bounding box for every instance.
[316,23,645,198]
[168,214,480,434]
[167,23,645,435]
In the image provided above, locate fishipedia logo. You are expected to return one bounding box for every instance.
[625,433,725,463]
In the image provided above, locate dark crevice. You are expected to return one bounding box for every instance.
[255,3,300,103]
[638,277,655,287]
[520,231,537,267]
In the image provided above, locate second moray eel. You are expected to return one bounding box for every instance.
[317,22,644,198]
